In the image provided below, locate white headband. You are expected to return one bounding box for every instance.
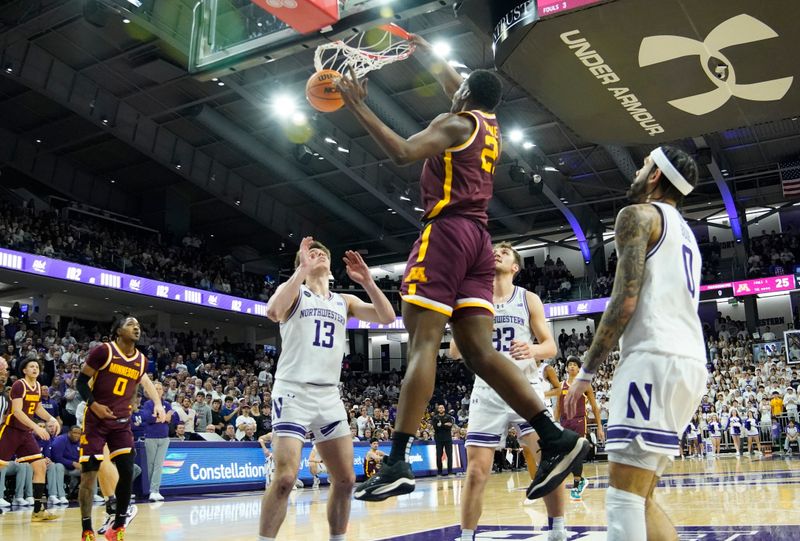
[649,147,693,196]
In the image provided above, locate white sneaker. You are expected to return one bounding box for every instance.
[0,498,10,507]
[148,492,164,502]
[547,531,568,541]
[26,497,35,506]
[48,495,60,505]
[312,477,320,489]
[59,497,70,505]
[13,497,30,506]
[93,494,106,503]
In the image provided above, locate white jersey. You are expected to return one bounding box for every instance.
[276,284,348,386]
[619,202,705,361]
[475,286,536,389]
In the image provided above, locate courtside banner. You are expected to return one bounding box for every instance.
[137,441,466,495]
[493,0,799,143]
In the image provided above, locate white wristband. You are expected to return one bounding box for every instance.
[576,367,594,383]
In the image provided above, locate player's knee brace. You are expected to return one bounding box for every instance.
[605,486,646,541]
[112,452,135,488]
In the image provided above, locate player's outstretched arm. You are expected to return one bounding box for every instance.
[337,67,472,166]
[140,373,167,422]
[563,204,659,418]
[341,250,395,324]
[580,204,659,374]
[409,33,464,99]
[266,236,314,322]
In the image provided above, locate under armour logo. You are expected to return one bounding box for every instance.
[639,14,793,116]
[266,0,297,8]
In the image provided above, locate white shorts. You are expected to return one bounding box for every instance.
[606,352,706,462]
[465,385,535,448]
[271,380,350,443]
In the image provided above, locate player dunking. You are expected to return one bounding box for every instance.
[564,146,705,540]
[338,34,587,502]
[451,242,568,541]
[76,316,166,541]
[0,358,61,522]
[554,356,604,500]
[258,238,395,541]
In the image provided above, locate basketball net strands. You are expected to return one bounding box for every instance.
[313,23,415,79]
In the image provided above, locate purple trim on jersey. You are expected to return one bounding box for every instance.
[518,422,534,436]
[273,422,307,437]
[466,432,501,444]
[606,426,679,448]
[645,204,667,260]
[519,287,530,321]
[607,423,676,435]
[319,421,341,437]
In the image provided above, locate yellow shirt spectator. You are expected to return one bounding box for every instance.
[771,394,784,417]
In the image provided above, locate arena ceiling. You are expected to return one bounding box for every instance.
[1,0,799,273]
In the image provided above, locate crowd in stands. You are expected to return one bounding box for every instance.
[744,229,799,278]
[0,200,276,303]
[514,255,576,302]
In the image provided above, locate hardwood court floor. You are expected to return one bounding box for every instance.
[2,455,798,540]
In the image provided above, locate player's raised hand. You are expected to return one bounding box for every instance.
[564,380,591,420]
[90,402,117,420]
[509,340,533,361]
[343,250,372,286]
[296,236,315,271]
[408,33,432,53]
[336,65,368,108]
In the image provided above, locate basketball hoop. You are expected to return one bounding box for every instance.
[314,23,415,79]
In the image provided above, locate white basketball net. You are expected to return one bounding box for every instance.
[314,25,415,79]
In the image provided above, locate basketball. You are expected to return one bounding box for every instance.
[306,69,344,112]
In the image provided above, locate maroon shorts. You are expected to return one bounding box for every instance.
[562,417,587,437]
[400,215,494,319]
[79,411,134,462]
[0,425,44,463]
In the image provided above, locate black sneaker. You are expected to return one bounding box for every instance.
[354,460,415,501]
[527,430,590,500]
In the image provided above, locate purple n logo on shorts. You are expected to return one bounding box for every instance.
[626,382,653,421]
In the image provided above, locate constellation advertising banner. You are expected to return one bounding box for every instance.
[142,440,466,495]
[492,0,799,143]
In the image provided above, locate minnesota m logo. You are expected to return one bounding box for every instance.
[405,267,428,283]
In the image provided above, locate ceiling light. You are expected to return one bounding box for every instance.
[337,146,350,153]
[73,303,79,307]
[324,137,337,144]
[35,138,42,144]
[211,78,218,82]
[522,141,535,149]
[110,179,116,184]
[175,163,182,170]
[122,18,131,24]
[210,234,214,238]
[509,129,524,143]
[318,156,325,160]
[414,207,424,212]
[387,208,393,211]
[544,166,558,172]
[290,111,307,125]
[257,21,263,27]
[217,81,225,87]
[400,195,411,201]
[235,200,241,206]
[432,41,451,58]
[273,94,297,118]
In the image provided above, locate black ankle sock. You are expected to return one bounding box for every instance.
[82,516,93,532]
[389,432,414,464]
[529,411,561,444]
[33,482,45,512]
[106,495,117,515]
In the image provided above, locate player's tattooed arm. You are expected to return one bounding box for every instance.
[582,204,660,374]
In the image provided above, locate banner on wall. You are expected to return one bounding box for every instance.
[137,440,466,495]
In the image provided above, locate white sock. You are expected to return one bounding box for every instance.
[460,529,474,541]
[605,487,646,541]
[258,537,276,541]
[329,535,345,541]
[549,516,565,531]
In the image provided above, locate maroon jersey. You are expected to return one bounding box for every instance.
[420,110,500,228]
[85,342,146,418]
[5,379,40,432]
[559,380,586,422]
